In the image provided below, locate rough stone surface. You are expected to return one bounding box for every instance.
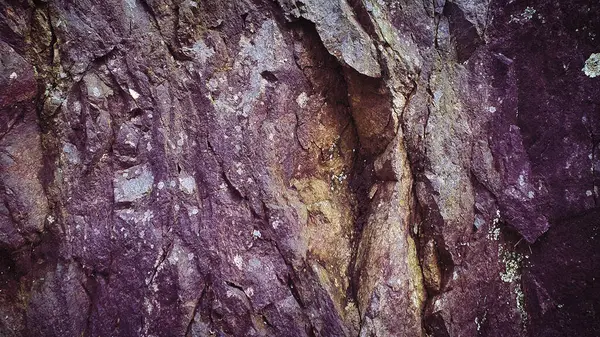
[0,0,599,336]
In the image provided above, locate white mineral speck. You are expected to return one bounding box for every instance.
[129,88,140,99]
[518,174,525,187]
[245,287,254,297]
[296,92,309,108]
[233,254,243,270]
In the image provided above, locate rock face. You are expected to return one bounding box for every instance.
[0,0,599,336]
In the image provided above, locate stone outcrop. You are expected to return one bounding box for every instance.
[0,0,599,336]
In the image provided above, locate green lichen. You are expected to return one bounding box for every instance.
[498,244,529,328]
[515,285,528,323]
[582,53,600,78]
[499,249,523,283]
[330,171,347,190]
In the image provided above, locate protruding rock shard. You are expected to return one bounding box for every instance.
[277,0,382,77]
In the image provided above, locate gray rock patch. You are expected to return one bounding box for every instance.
[113,164,154,203]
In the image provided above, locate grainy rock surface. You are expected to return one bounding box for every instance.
[0,0,599,336]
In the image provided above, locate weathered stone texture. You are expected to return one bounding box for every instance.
[0,0,599,336]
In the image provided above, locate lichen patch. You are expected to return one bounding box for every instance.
[582,53,600,78]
